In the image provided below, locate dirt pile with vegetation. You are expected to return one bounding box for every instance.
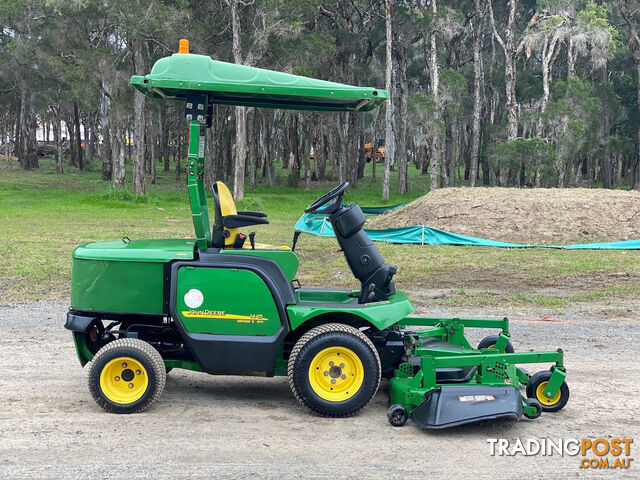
[368,187,640,244]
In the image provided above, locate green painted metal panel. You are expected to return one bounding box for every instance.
[287,289,414,332]
[186,120,211,250]
[72,333,93,366]
[131,53,387,112]
[73,239,195,262]
[70,258,165,314]
[219,249,299,281]
[176,265,281,335]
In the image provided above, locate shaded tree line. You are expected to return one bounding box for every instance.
[1,0,640,199]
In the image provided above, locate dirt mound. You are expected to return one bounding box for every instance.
[368,187,640,244]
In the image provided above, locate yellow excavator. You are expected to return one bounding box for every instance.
[310,139,385,163]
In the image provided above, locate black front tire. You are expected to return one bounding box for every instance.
[526,370,570,412]
[524,398,543,419]
[288,323,381,418]
[387,404,408,427]
[88,338,166,414]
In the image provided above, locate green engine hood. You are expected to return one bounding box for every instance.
[131,53,387,112]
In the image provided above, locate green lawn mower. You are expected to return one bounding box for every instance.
[65,40,569,428]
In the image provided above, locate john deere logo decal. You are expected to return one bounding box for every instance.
[183,289,204,308]
[181,309,267,324]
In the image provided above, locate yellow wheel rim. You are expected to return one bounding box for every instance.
[99,357,148,404]
[535,381,561,406]
[308,347,364,402]
[487,345,495,349]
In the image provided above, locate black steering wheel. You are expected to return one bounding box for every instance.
[305,182,350,214]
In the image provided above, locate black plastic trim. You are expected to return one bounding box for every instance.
[67,309,166,324]
[65,312,98,332]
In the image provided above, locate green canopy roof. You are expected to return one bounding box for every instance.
[131,53,387,112]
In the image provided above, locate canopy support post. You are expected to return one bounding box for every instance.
[186,118,211,250]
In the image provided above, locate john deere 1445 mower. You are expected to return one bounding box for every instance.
[65,40,569,428]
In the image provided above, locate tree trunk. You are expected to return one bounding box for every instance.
[69,116,77,167]
[261,110,275,187]
[489,0,519,140]
[382,0,394,200]
[161,105,170,171]
[175,133,181,181]
[112,127,126,189]
[428,2,440,192]
[132,44,146,194]
[148,113,157,185]
[73,101,83,170]
[443,112,453,187]
[288,115,301,187]
[397,48,408,195]
[567,36,576,77]
[231,0,248,200]
[304,120,312,190]
[27,91,38,169]
[248,109,258,189]
[100,83,112,180]
[470,0,483,187]
[54,118,63,174]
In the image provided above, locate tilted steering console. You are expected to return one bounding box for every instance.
[305,181,350,215]
[307,183,397,303]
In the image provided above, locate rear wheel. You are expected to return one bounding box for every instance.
[288,323,381,417]
[88,338,166,414]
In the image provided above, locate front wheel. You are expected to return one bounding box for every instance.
[88,338,166,414]
[478,335,515,353]
[526,370,570,412]
[288,323,381,417]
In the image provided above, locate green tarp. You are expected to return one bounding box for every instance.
[293,213,640,250]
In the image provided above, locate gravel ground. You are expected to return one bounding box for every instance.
[1,301,639,479]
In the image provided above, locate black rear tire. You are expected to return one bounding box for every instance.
[288,323,381,417]
[88,338,166,414]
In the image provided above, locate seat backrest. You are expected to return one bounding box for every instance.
[211,181,240,247]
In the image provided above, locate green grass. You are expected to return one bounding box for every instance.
[2,155,640,314]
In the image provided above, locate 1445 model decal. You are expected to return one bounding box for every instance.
[181,310,268,324]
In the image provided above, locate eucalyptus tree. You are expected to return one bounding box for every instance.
[618,0,640,190]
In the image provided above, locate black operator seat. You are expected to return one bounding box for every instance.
[211,181,268,248]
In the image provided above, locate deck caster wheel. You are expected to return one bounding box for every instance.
[88,338,166,414]
[526,371,570,412]
[478,335,514,353]
[524,398,543,419]
[288,323,381,418]
[387,404,408,427]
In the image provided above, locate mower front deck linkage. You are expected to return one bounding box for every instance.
[388,316,566,428]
